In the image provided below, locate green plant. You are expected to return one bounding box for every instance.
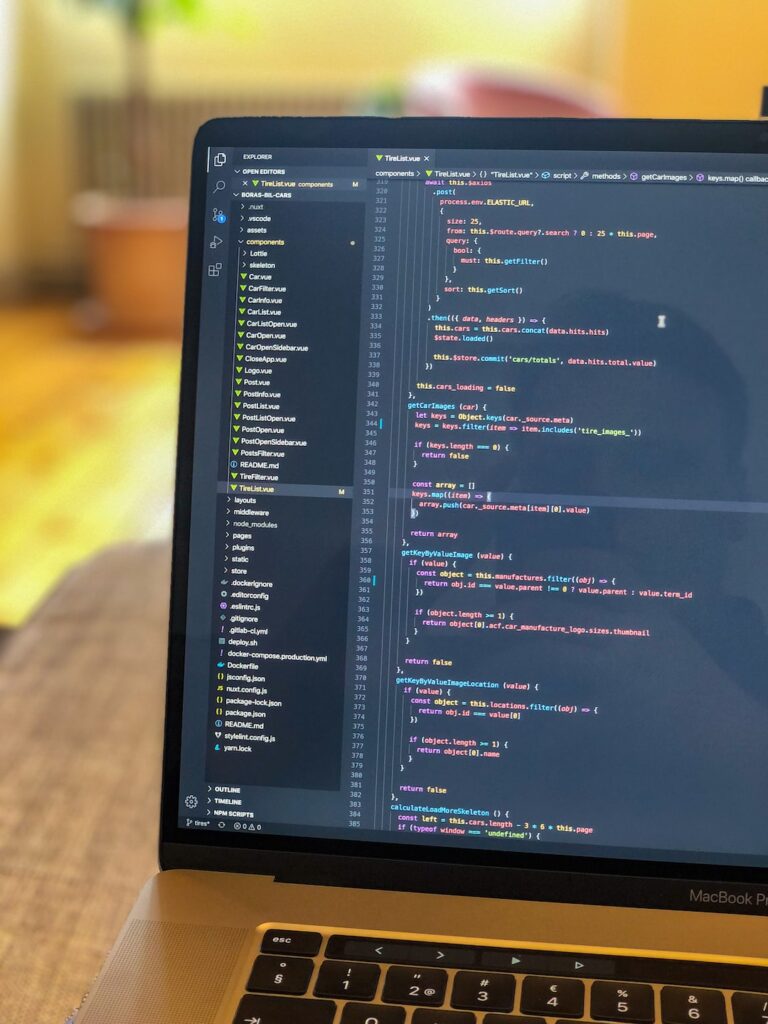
[77,0,203,193]
[79,0,202,95]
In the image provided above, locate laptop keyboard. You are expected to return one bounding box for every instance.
[232,928,768,1024]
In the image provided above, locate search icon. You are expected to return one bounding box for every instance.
[213,180,225,192]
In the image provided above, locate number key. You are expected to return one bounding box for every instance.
[246,954,314,995]
[314,960,380,1000]
[521,975,585,1017]
[661,987,726,1024]
[382,965,447,1005]
[733,993,768,1024]
[451,970,516,1011]
[592,981,655,1022]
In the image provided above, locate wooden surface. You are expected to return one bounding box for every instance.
[0,302,179,626]
[0,542,171,1022]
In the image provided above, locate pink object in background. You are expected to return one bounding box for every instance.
[404,66,611,118]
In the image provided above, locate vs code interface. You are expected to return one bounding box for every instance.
[177,146,768,867]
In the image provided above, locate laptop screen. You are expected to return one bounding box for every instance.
[175,140,768,870]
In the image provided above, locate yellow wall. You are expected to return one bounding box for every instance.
[15,0,78,285]
[66,0,598,93]
[11,0,768,285]
[14,0,605,283]
[14,0,603,284]
[617,0,768,118]
[0,1,18,290]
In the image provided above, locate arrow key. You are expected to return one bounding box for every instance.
[480,951,525,971]
[401,944,475,968]
[326,937,475,968]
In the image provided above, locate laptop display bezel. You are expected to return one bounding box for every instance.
[160,116,768,912]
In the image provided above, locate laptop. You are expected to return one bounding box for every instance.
[76,117,768,1024]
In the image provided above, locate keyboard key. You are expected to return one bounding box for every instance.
[413,945,476,968]
[314,960,380,1000]
[340,1005,406,1024]
[661,987,726,1024]
[233,994,335,1024]
[521,975,585,1017]
[479,950,530,973]
[412,1012,476,1023]
[327,936,475,968]
[451,969,516,1011]
[592,981,655,1022]
[383,965,448,1005]
[484,1018,546,1024]
[261,929,322,957]
[328,936,768,993]
[246,954,314,994]
[481,949,610,978]
[733,993,768,1024]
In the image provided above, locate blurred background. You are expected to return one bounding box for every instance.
[1,0,767,631]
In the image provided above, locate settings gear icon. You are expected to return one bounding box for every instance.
[184,795,198,810]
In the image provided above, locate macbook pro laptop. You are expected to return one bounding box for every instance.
[76,118,768,1024]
